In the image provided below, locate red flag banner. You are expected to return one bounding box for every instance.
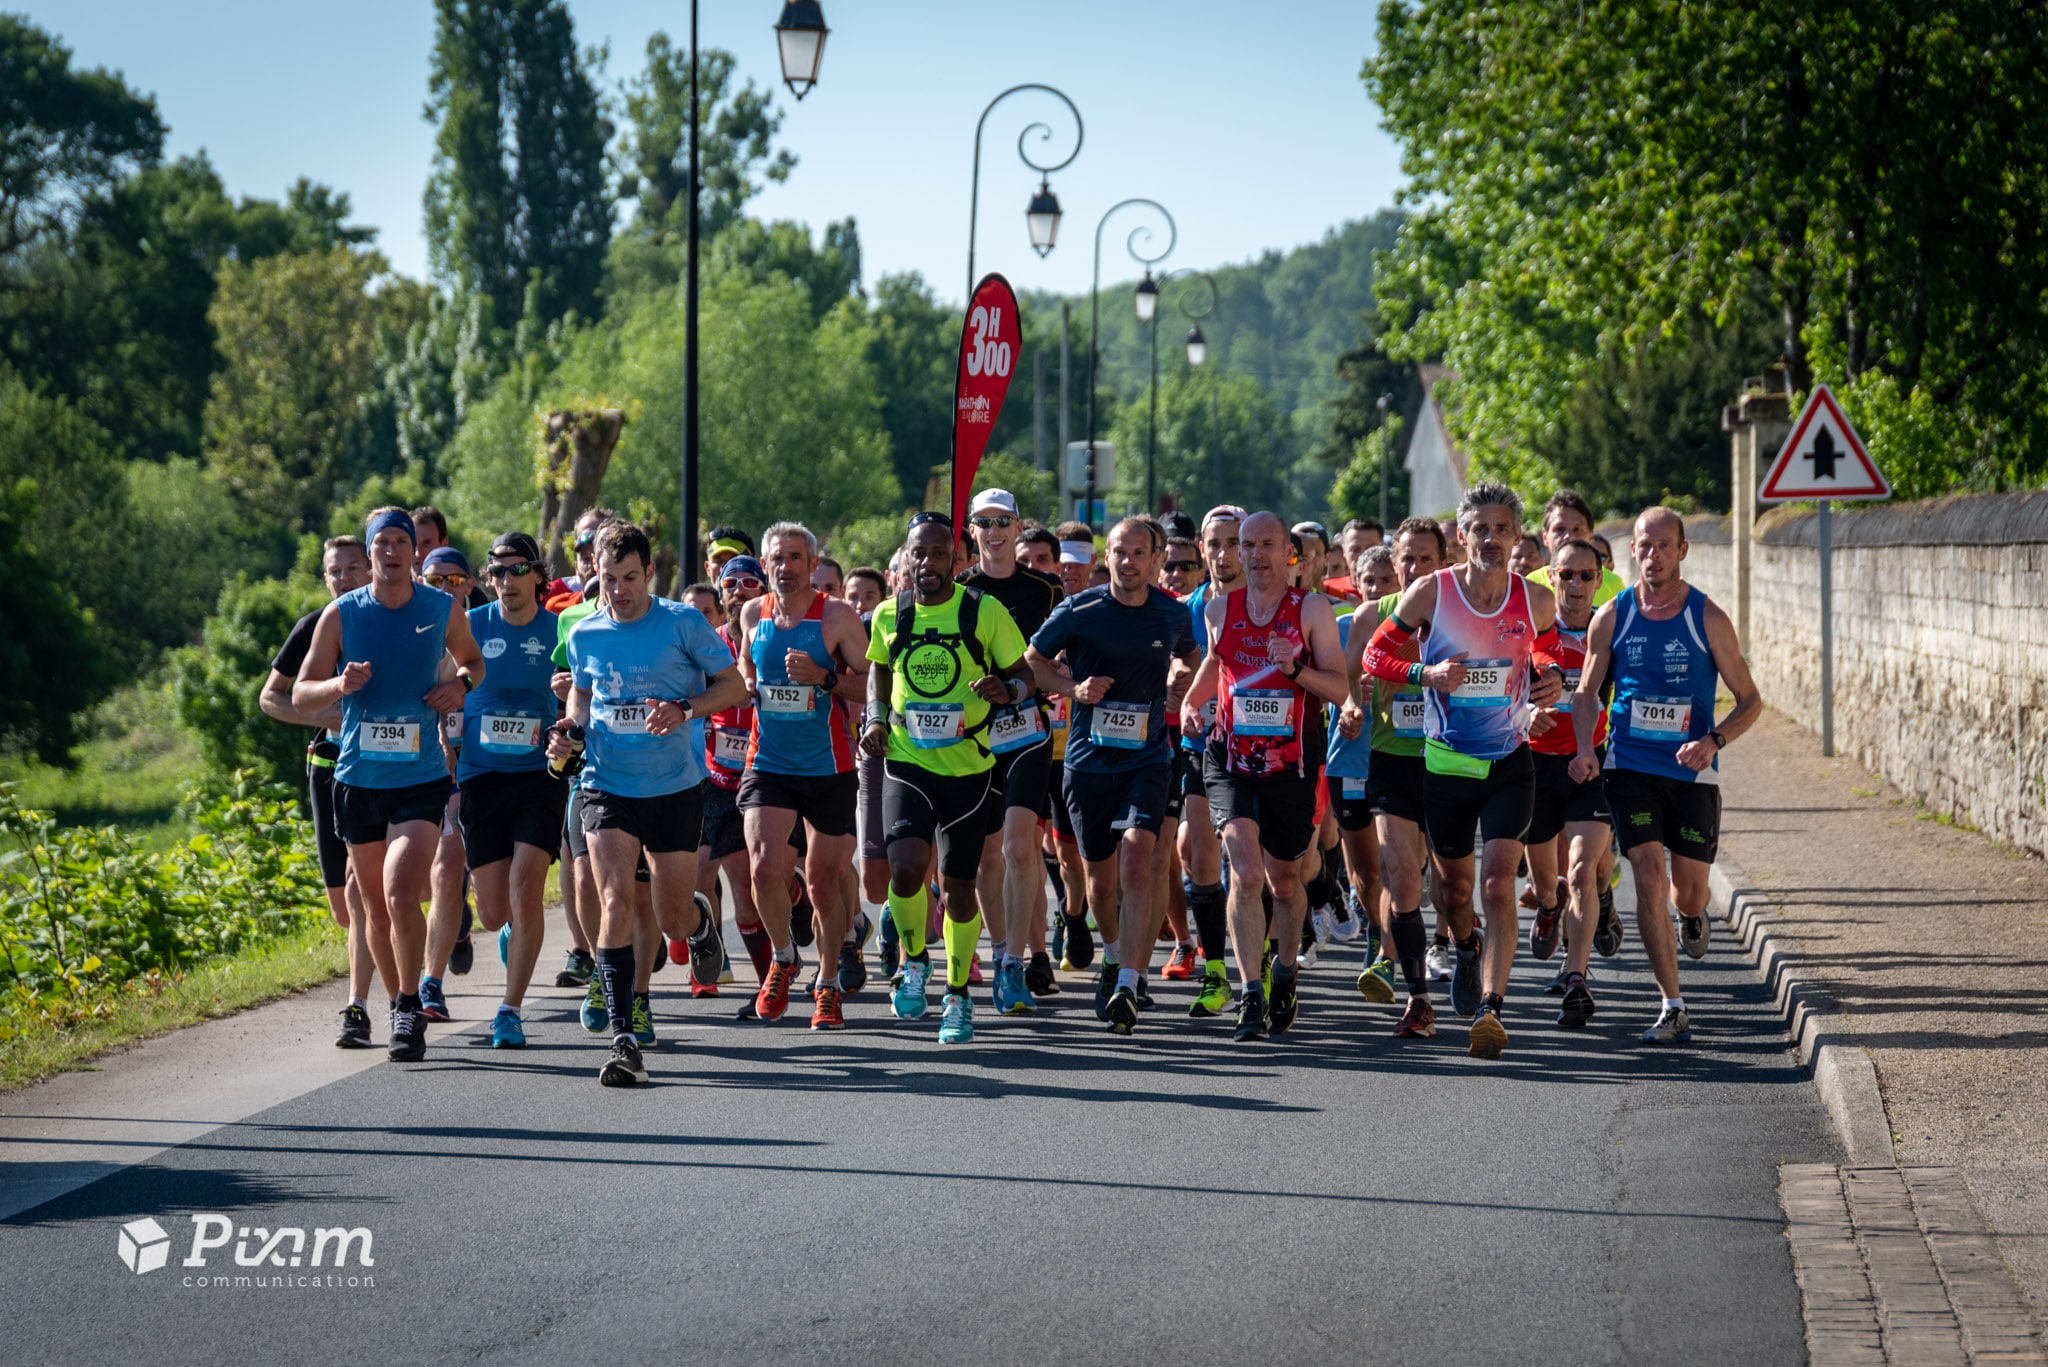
[949,272,1023,536]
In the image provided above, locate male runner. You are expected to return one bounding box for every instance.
[1053,521,1097,599]
[1352,520,1444,1031]
[860,513,1033,1045]
[293,508,485,1063]
[1176,504,1247,1018]
[844,567,886,616]
[1180,510,1349,1041]
[700,557,766,996]
[1028,518,1198,1034]
[455,532,567,1047]
[1155,534,1208,977]
[549,522,743,1085]
[1570,507,1760,1042]
[737,523,869,1029]
[261,535,384,1047]
[961,489,1064,1016]
[812,555,845,599]
[1362,484,1565,1058]
[418,543,478,1019]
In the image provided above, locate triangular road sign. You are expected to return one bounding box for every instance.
[1759,384,1891,502]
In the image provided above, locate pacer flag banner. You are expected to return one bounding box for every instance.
[950,272,1023,536]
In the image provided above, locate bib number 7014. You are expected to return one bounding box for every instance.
[965,305,1013,378]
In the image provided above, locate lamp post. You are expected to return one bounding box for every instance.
[1375,392,1392,527]
[1167,271,1218,513]
[1084,199,1175,532]
[685,5,826,585]
[966,85,1082,302]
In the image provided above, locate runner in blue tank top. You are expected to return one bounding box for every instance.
[293,506,486,1066]
[1176,505,1247,1019]
[735,521,870,1030]
[454,531,569,1049]
[1570,507,1761,1045]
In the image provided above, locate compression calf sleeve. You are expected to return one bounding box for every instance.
[888,884,929,959]
[943,909,983,991]
[596,944,636,1037]
[737,923,772,981]
[1390,909,1428,994]
[1188,881,1228,963]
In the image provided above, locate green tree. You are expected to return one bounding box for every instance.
[1107,369,1289,516]
[423,0,612,331]
[867,272,956,504]
[710,217,861,320]
[169,576,324,789]
[0,478,118,764]
[619,36,793,240]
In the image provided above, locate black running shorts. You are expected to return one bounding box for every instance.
[307,746,348,888]
[738,767,859,838]
[881,761,993,883]
[457,768,568,869]
[1062,761,1173,864]
[1327,770,1375,833]
[333,776,454,847]
[1202,744,1322,862]
[1603,765,1721,864]
[700,781,745,861]
[1366,750,1427,826]
[1421,744,1535,861]
[1523,749,1612,846]
[578,784,705,855]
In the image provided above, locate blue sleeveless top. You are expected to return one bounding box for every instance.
[1607,586,1720,784]
[748,593,854,776]
[1324,613,1372,787]
[336,582,454,790]
[458,602,560,781]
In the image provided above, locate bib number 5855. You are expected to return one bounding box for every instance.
[965,305,1013,378]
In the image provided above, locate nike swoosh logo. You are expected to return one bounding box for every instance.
[415,624,436,634]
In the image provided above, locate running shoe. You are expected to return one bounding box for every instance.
[418,977,451,1022]
[811,985,845,1031]
[718,951,735,985]
[1594,887,1623,958]
[756,960,797,1021]
[490,1005,526,1048]
[1093,961,1118,1021]
[387,1004,426,1062]
[497,923,511,966]
[1061,913,1096,972]
[1189,965,1233,1018]
[967,952,984,986]
[1330,898,1363,943]
[1104,986,1140,1036]
[599,1037,647,1087]
[1426,937,1455,981]
[892,955,930,1020]
[688,893,726,986]
[1518,881,1541,910]
[1356,956,1397,1005]
[689,964,720,999]
[993,960,1036,1016]
[1468,1004,1508,1059]
[1395,996,1436,1038]
[1680,914,1710,960]
[879,913,901,978]
[1025,951,1060,997]
[1640,1005,1693,1043]
[631,993,655,1046]
[1449,933,1484,1019]
[1530,901,1563,960]
[1545,961,1592,995]
[1556,976,1596,1029]
[580,979,607,1032]
[335,1004,372,1049]
[841,913,873,994]
[554,947,594,988]
[1311,906,1337,947]
[449,932,474,977]
[1233,989,1269,1042]
[1299,938,1320,970]
[1269,969,1299,1036]
[937,993,975,1044]
[1261,943,1275,998]
[1161,944,1199,980]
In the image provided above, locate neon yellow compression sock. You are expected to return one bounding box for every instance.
[887,884,928,959]
[943,910,983,991]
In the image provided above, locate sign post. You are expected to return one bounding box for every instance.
[950,273,1024,536]
[1757,384,1891,756]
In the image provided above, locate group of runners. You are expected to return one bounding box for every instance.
[262,477,1759,1085]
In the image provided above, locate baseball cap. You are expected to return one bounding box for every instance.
[421,546,471,577]
[969,488,1018,517]
[491,531,543,562]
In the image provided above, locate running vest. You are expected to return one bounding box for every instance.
[1214,586,1314,777]
[1419,568,1534,763]
[458,601,560,780]
[1607,585,1719,784]
[748,592,854,776]
[704,622,751,790]
[1367,591,1427,757]
[1531,618,1604,757]
[335,582,454,789]
[1325,613,1371,795]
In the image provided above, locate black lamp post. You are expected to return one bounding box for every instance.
[1084,200,1175,531]
[1162,271,1217,512]
[965,84,1082,301]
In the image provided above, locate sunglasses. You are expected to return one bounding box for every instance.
[907,511,953,530]
[970,515,1015,530]
[574,532,597,550]
[1164,560,1200,574]
[1554,568,1601,583]
[488,561,543,579]
[722,575,764,592]
[424,574,470,590]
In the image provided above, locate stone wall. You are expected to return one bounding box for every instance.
[1599,494,2048,857]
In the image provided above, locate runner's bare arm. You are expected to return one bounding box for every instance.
[1166,647,1201,712]
[1523,579,1565,707]
[1568,602,1618,780]
[260,667,341,731]
[1697,598,1762,752]
[816,598,870,705]
[688,662,748,721]
[423,600,485,714]
[859,660,893,757]
[735,598,761,694]
[290,604,361,713]
[1290,594,1351,708]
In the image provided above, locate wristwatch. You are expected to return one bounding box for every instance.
[1284,657,1304,681]
[820,668,839,693]
[1709,729,1727,750]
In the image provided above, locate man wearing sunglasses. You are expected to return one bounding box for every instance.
[698,557,769,999]
[960,489,1065,1017]
[453,532,566,1047]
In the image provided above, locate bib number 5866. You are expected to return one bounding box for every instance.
[965,305,1013,378]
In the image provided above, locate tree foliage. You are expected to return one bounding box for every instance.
[0,478,117,764]
[620,37,793,241]
[169,576,325,790]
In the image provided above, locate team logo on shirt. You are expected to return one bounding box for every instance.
[1495,618,1529,643]
[481,638,507,659]
[903,639,965,699]
[521,636,547,660]
[1663,639,1691,676]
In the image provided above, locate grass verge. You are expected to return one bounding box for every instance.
[0,920,345,1092]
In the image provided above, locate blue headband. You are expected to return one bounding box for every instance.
[367,509,416,543]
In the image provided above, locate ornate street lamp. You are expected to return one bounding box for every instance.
[773,2,828,100]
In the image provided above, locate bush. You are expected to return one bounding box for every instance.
[0,774,329,1034]
[169,575,326,790]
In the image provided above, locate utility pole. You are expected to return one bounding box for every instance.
[1034,348,1047,473]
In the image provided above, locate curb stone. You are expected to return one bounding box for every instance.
[1709,854,1897,1166]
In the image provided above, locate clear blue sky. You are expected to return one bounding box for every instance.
[36,1,1401,306]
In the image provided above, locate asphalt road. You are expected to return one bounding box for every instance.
[2,877,1837,1366]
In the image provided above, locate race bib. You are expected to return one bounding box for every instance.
[1630,695,1693,740]
[479,711,542,754]
[361,717,421,760]
[1554,669,1581,714]
[711,726,749,768]
[757,683,815,716]
[902,701,966,748]
[1340,776,1368,799]
[1450,658,1513,708]
[1230,688,1295,737]
[608,701,655,739]
[441,711,463,742]
[988,702,1047,754]
[1091,704,1149,750]
[1392,691,1427,739]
